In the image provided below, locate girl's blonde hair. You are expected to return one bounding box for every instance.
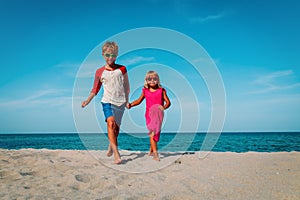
[144,70,162,89]
[102,41,119,55]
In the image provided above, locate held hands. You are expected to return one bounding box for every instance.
[126,102,131,109]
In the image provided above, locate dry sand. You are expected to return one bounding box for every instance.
[0,149,299,200]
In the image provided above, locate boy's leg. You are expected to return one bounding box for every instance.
[107,116,121,164]
[101,103,124,164]
[114,123,120,138]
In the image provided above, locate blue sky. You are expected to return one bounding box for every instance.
[0,0,299,133]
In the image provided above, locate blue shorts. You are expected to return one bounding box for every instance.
[101,102,125,126]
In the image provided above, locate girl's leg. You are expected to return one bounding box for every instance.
[148,130,155,156]
[149,135,160,161]
[148,137,153,156]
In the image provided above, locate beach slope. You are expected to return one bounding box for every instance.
[0,149,299,199]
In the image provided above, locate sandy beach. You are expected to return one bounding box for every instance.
[0,149,299,200]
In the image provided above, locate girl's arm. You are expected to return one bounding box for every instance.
[128,92,145,109]
[162,89,171,110]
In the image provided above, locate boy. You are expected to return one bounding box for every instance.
[82,41,130,164]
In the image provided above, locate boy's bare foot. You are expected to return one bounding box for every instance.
[113,151,122,164]
[107,145,113,157]
[153,152,160,161]
[114,158,122,165]
[107,151,113,157]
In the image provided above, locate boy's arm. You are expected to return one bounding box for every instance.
[162,89,171,110]
[91,68,104,95]
[82,68,103,108]
[82,93,96,108]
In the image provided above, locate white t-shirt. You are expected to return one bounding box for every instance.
[91,64,129,106]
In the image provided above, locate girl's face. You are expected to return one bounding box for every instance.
[103,50,117,66]
[146,75,159,87]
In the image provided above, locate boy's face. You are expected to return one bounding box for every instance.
[103,50,117,66]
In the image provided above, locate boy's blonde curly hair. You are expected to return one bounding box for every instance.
[102,41,119,55]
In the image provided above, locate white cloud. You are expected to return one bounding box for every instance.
[74,60,105,78]
[189,14,223,23]
[254,70,293,84]
[247,70,300,94]
[189,12,226,23]
[0,89,71,108]
[120,56,155,66]
[51,62,81,78]
[248,83,300,94]
[53,62,80,69]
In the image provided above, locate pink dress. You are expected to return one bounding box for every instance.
[143,88,165,142]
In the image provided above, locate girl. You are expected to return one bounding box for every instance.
[128,71,171,161]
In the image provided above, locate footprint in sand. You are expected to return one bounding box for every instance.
[75,174,90,183]
[58,157,71,163]
[19,168,35,176]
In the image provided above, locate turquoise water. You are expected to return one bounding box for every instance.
[0,132,299,152]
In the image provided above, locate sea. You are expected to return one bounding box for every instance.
[1,132,300,152]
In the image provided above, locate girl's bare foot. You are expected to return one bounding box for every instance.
[148,152,154,156]
[153,152,160,161]
[148,148,153,156]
